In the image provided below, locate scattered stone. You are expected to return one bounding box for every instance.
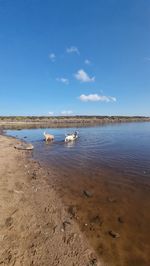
[118,216,124,223]
[14,143,34,150]
[90,215,103,226]
[83,190,93,198]
[108,230,120,238]
[32,171,37,179]
[44,207,49,213]
[87,257,97,266]
[62,220,71,231]
[66,233,76,244]
[14,190,24,194]
[68,205,77,218]
[62,235,66,243]
[107,197,116,203]
[53,225,57,233]
[0,234,6,241]
[5,217,13,227]
[89,226,95,232]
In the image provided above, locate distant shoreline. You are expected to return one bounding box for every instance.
[0,115,150,129]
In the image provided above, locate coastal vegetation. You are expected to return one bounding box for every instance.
[0,116,149,130]
[0,115,150,123]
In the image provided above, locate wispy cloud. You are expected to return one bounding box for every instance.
[84,59,91,65]
[66,46,80,55]
[48,111,54,115]
[61,110,73,115]
[75,69,95,83]
[56,77,69,85]
[49,53,56,62]
[79,94,116,102]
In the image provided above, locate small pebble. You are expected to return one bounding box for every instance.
[118,217,124,223]
[83,190,93,198]
[108,230,120,238]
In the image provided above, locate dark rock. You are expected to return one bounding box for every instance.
[62,220,71,231]
[83,190,93,198]
[90,215,103,226]
[68,205,77,218]
[32,171,37,179]
[87,258,97,266]
[118,216,124,223]
[5,217,13,227]
[53,225,57,233]
[44,207,49,213]
[108,230,120,238]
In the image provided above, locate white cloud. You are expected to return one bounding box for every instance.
[79,94,116,102]
[56,77,69,85]
[75,69,95,83]
[49,53,56,62]
[61,110,73,115]
[84,59,91,65]
[66,46,80,55]
[48,111,54,115]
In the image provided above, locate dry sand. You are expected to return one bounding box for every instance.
[0,135,102,266]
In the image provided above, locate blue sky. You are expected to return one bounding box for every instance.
[0,0,150,116]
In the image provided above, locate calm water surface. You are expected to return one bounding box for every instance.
[7,122,150,180]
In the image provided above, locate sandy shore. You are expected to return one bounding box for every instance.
[0,135,102,266]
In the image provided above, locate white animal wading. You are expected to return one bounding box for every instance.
[43,132,54,141]
[65,131,78,142]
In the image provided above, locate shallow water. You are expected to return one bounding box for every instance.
[6,122,150,266]
[7,122,150,178]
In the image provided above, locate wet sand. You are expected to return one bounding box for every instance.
[0,135,101,266]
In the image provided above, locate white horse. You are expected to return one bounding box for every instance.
[43,132,54,141]
[65,131,78,142]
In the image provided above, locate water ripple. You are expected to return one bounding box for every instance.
[6,122,150,181]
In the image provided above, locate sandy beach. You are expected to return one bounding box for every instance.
[0,135,101,266]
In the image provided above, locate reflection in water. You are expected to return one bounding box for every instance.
[6,122,150,266]
[65,140,77,148]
